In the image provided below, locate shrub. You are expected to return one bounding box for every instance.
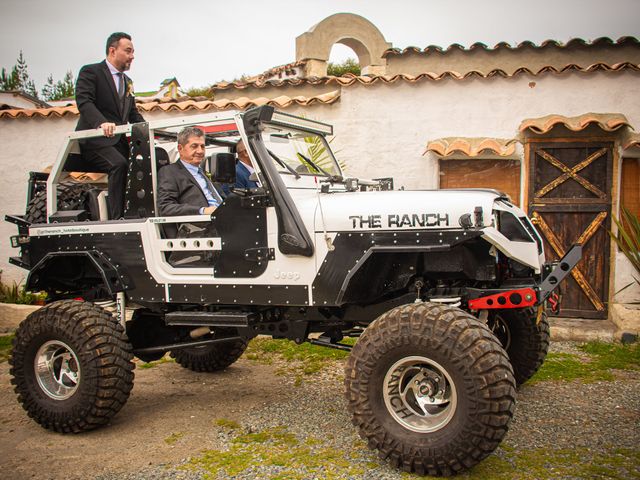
[0,280,47,305]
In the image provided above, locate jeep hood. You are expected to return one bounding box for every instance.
[314,189,502,232]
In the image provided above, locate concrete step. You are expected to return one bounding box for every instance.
[0,303,40,333]
[549,317,617,342]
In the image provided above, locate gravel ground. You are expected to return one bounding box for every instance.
[91,342,640,480]
[3,341,639,480]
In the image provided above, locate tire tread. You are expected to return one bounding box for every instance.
[344,302,516,476]
[10,300,134,433]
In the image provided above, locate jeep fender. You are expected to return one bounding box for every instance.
[26,250,128,295]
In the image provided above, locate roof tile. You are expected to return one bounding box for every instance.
[382,36,639,57]
[211,62,640,91]
[0,91,341,120]
[424,137,518,157]
[622,132,640,149]
[519,113,632,134]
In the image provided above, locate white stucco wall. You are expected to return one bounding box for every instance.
[0,92,43,109]
[287,71,639,191]
[0,70,638,301]
[614,252,640,305]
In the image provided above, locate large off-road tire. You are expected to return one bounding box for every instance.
[9,300,135,433]
[345,302,516,476]
[170,336,248,372]
[25,182,93,224]
[488,308,550,386]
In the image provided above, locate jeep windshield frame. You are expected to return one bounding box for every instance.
[259,126,341,178]
[240,106,337,257]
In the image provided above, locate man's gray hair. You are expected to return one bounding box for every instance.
[177,126,205,146]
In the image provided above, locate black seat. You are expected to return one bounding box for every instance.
[155,147,170,170]
[85,188,104,221]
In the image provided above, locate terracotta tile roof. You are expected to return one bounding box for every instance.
[519,113,632,134]
[0,90,340,120]
[258,60,307,80]
[211,61,640,90]
[0,104,80,119]
[382,36,639,57]
[622,132,640,149]
[424,137,518,157]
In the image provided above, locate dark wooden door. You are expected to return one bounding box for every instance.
[527,141,613,319]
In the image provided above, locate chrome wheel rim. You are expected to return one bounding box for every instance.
[34,340,81,400]
[383,355,457,433]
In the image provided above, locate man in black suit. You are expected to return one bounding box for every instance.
[157,126,222,218]
[75,32,145,219]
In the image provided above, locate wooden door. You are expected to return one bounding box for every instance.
[440,159,521,205]
[527,141,613,319]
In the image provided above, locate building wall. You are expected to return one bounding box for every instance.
[0,92,43,109]
[285,71,639,190]
[1,70,638,303]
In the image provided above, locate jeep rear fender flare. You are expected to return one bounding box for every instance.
[27,250,128,295]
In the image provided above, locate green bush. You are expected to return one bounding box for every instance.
[184,85,214,98]
[609,207,640,301]
[327,58,361,76]
[0,280,47,305]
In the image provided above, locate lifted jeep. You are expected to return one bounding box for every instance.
[6,106,580,476]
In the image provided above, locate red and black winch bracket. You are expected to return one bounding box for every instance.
[468,287,538,310]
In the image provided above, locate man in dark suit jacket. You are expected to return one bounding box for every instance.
[75,32,145,219]
[157,126,222,218]
[222,140,259,195]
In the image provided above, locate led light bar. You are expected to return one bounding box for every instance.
[269,111,333,136]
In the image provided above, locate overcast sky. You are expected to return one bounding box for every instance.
[1,0,639,93]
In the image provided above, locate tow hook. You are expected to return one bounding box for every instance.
[548,292,560,314]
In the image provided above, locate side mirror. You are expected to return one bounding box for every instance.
[208,153,236,184]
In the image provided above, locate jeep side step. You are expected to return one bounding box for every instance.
[165,311,253,328]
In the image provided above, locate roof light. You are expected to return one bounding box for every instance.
[269,111,333,135]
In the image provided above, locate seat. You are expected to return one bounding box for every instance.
[155,147,170,171]
[85,188,108,221]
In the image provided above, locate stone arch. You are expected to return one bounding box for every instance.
[296,13,392,77]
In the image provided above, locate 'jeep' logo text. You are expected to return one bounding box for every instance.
[349,213,450,229]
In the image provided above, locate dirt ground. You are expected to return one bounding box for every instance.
[2,348,639,480]
[0,358,289,480]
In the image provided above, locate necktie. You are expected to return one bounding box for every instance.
[199,168,219,206]
[117,72,125,100]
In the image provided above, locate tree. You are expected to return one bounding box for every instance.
[53,71,75,100]
[327,58,361,76]
[41,74,55,100]
[15,51,38,97]
[0,66,20,91]
[41,71,75,101]
[0,51,38,98]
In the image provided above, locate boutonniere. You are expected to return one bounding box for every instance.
[204,170,212,180]
[126,80,134,97]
